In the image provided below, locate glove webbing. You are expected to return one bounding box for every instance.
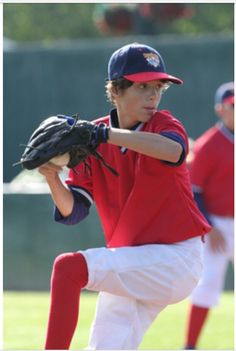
[73,149,118,176]
[91,149,119,176]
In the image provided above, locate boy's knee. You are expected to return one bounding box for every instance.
[52,252,88,286]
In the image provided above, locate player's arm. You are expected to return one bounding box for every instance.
[192,187,226,253]
[108,127,183,163]
[39,163,74,217]
[190,144,226,252]
[39,163,91,225]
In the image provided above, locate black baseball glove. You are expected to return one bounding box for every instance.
[14,114,118,175]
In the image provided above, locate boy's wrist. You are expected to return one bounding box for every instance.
[94,123,110,143]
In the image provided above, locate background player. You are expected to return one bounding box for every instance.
[184,82,234,350]
[39,42,211,350]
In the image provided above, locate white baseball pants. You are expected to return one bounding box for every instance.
[190,215,234,308]
[79,237,203,350]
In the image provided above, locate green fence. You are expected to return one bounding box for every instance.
[4,193,105,290]
[4,35,234,182]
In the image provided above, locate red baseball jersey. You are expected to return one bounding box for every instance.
[66,110,211,247]
[190,122,234,217]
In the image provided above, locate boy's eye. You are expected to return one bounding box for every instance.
[137,82,170,93]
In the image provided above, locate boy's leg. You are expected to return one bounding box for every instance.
[44,238,202,349]
[87,292,165,350]
[82,239,202,349]
[82,238,202,305]
[45,252,88,350]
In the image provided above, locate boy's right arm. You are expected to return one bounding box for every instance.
[38,163,74,218]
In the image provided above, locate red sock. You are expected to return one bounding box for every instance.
[185,304,209,348]
[45,252,88,350]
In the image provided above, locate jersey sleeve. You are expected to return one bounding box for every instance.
[189,140,215,192]
[189,139,216,224]
[153,111,188,165]
[159,131,187,166]
[192,191,212,225]
[158,111,188,146]
[54,187,91,225]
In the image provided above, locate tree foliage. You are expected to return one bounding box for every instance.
[3,3,234,43]
[3,4,98,42]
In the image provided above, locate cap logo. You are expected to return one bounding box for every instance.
[143,53,160,68]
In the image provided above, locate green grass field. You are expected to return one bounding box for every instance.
[4,291,234,350]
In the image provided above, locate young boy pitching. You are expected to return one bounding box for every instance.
[39,42,211,350]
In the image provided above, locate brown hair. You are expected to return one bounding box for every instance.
[105,78,133,105]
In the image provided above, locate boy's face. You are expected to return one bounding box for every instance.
[114,80,169,128]
[215,102,234,131]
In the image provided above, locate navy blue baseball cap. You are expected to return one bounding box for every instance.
[215,82,234,105]
[108,42,183,84]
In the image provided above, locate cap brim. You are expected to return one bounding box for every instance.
[124,72,183,85]
[223,95,234,104]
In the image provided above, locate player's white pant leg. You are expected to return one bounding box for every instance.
[190,243,228,307]
[190,216,234,308]
[81,237,202,304]
[86,292,165,350]
[80,237,202,349]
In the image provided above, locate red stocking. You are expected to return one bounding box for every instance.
[45,252,88,349]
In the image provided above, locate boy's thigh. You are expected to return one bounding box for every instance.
[81,239,202,304]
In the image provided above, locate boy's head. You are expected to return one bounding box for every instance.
[106,42,183,105]
[214,82,234,131]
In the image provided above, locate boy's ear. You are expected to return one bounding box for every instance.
[111,85,119,97]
